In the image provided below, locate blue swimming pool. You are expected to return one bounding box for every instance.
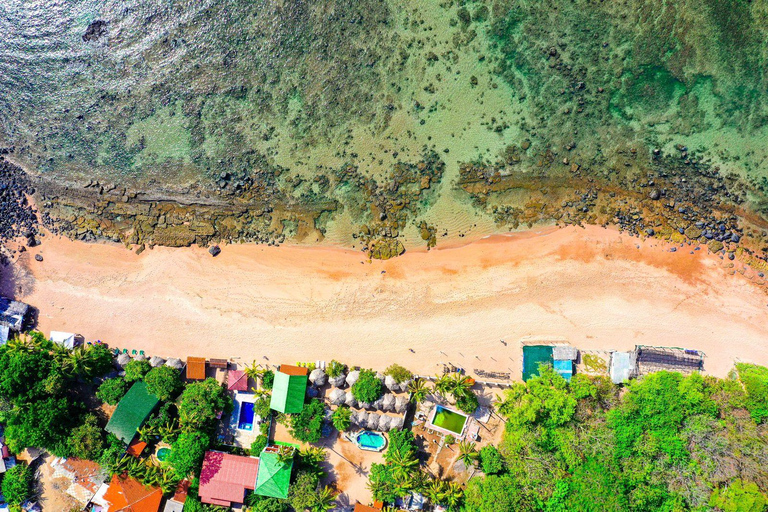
[355,431,387,451]
[238,401,255,431]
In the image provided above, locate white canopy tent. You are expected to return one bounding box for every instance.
[50,331,76,349]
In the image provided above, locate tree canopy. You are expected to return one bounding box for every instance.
[289,399,325,444]
[178,378,230,432]
[352,369,383,403]
[144,365,182,401]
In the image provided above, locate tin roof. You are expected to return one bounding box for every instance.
[227,370,248,391]
[199,451,259,507]
[186,357,206,380]
[105,381,159,444]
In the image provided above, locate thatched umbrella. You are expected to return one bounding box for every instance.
[309,368,328,387]
[382,393,396,412]
[377,415,391,432]
[115,353,131,368]
[384,375,398,392]
[371,396,385,410]
[352,411,366,426]
[330,374,346,388]
[165,358,184,370]
[367,413,381,431]
[389,416,404,431]
[345,370,360,388]
[358,400,371,410]
[149,356,165,367]
[395,396,409,414]
[329,388,346,406]
[345,392,358,408]
[398,379,412,393]
[134,353,148,362]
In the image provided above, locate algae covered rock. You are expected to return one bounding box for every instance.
[369,238,405,260]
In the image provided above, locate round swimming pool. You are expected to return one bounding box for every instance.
[156,447,171,462]
[355,431,387,452]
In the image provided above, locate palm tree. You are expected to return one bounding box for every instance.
[244,361,266,385]
[137,424,159,443]
[449,374,473,397]
[387,449,418,481]
[444,482,464,509]
[276,445,295,465]
[5,334,34,354]
[310,486,337,512]
[158,470,180,496]
[62,346,96,378]
[408,378,430,403]
[425,479,447,505]
[433,374,454,397]
[104,454,132,478]
[457,441,478,467]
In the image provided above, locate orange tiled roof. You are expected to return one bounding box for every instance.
[279,364,308,376]
[103,474,162,512]
[186,357,206,380]
[126,440,147,458]
[354,503,382,512]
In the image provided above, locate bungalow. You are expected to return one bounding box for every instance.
[50,458,106,507]
[186,357,206,380]
[0,297,29,334]
[254,446,294,499]
[269,365,308,414]
[99,474,162,512]
[198,451,259,507]
[50,331,76,350]
[105,381,160,444]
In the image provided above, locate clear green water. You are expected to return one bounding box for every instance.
[156,447,171,461]
[432,405,467,434]
[2,0,768,247]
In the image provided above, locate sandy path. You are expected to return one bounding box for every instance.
[7,225,768,378]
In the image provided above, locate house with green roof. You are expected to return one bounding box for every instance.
[269,365,308,414]
[254,446,294,499]
[105,380,160,443]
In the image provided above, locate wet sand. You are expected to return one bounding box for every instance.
[9,225,768,378]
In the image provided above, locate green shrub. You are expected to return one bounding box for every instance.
[327,360,346,378]
[480,445,504,475]
[96,377,128,405]
[123,359,151,382]
[250,434,268,456]
[736,363,768,423]
[709,479,767,512]
[262,370,275,390]
[384,364,412,383]
[1,463,33,507]
[352,369,383,403]
[332,406,351,432]
[455,388,479,414]
[144,365,182,401]
[289,399,325,444]
[168,431,210,479]
[67,414,105,460]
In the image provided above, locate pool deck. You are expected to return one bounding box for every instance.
[228,391,260,448]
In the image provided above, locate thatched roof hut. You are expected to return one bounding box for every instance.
[149,356,165,367]
[395,396,409,414]
[309,368,328,387]
[165,358,184,370]
[115,353,132,368]
[329,374,347,388]
[329,388,346,406]
[382,393,396,412]
[345,392,358,408]
[367,413,380,431]
[345,370,360,387]
[384,375,399,392]
[377,415,391,431]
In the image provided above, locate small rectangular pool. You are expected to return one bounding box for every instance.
[430,405,468,435]
[238,401,255,431]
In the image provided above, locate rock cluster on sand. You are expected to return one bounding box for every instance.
[0,158,39,263]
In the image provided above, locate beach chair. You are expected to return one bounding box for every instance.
[140,350,145,356]
[122,349,128,354]
[132,349,137,355]
[113,348,119,356]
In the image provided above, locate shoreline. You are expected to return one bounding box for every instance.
[6,223,768,380]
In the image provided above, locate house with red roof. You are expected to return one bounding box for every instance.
[198,450,260,507]
[227,370,249,392]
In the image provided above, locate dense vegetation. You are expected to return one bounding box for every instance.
[352,369,384,403]
[462,366,768,511]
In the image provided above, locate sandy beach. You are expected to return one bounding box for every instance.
[4,225,768,379]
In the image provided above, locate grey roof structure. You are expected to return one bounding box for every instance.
[0,298,29,331]
[552,345,578,361]
[610,351,636,384]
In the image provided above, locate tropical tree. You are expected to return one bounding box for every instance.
[457,441,478,467]
[310,486,337,512]
[352,369,384,403]
[97,377,128,405]
[332,406,352,431]
[408,378,430,403]
[1,463,33,507]
[433,374,454,397]
[178,378,230,432]
[276,445,295,465]
[144,365,182,401]
[443,482,464,509]
[124,359,151,382]
[387,448,419,480]
[425,479,448,505]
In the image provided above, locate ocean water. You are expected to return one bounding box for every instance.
[1,0,767,247]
